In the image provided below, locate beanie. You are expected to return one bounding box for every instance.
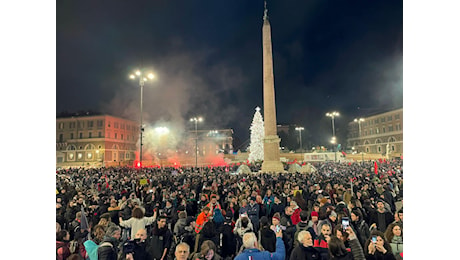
[311,211,319,217]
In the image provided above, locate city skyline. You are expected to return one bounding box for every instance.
[57,0,403,150]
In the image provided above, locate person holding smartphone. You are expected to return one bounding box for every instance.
[328,226,365,260]
[364,230,396,260]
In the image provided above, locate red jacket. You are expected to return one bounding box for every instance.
[291,207,301,225]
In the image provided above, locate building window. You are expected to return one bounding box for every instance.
[69,122,76,129]
[97,120,103,128]
[77,153,83,159]
[126,153,130,159]
[374,119,379,124]
[114,122,119,129]
[376,128,379,134]
[121,134,124,140]
[395,114,400,120]
[382,126,386,133]
[68,153,74,160]
[108,121,111,127]
[388,125,394,132]
[79,133,83,139]
[388,115,393,121]
[392,145,395,151]
[369,129,373,135]
[70,133,74,139]
[58,122,64,129]
[381,117,386,123]
[115,133,118,139]
[378,146,381,153]
[89,132,92,138]
[59,134,63,142]
[98,132,102,137]
[87,153,92,159]
[366,147,370,153]
[396,123,401,131]
[88,121,94,127]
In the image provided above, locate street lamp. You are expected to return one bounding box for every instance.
[295,126,304,152]
[326,111,339,162]
[354,118,365,137]
[190,117,203,168]
[325,111,340,137]
[330,136,337,162]
[130,70,155,167]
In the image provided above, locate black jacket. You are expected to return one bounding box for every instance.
[259,227,277,252]
[97,237,119,260]
[290,244,321,260]
[218,223,236,258]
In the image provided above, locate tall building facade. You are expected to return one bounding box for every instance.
[346,108,403,157]
[56,114,139,168]
[188,129,234,156]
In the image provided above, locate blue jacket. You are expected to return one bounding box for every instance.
[235,237,285,260]
[83,240,99,260]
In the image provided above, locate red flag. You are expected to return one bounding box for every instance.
[342,151,347,156]
[374,161,378,174]
[378,158,382,163]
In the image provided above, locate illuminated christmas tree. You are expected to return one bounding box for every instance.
[248,107,264,163]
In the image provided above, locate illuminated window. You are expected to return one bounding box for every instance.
[87,153,92,159]
[68,153,74,160]
[77,153,82,159]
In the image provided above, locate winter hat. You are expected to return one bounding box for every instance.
[320,198,328,204]
[250,196,256,202]
[272,212,281,221]
[311,211,319,217]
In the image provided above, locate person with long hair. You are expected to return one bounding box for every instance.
[328,226,365,260]
[384,223,403,258]
[190,240,223,260]
[119,206,157,239]
[197,221,220,254]
[84,225,106,260]
[364,230,396,260]
[56,230,71,260]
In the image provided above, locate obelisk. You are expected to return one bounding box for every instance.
[261,1,284,173]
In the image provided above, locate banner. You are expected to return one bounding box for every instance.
[139,178,148,185]
[374,161,378,174]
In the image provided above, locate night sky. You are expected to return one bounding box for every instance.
[56,0,403,150]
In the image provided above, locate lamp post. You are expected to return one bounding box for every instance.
[326,111,340,137]
[190,117,203,168]
[354,118,365,137]
[331,136,337,162]
[326,111,339,162]
[295,126,304,152]
[130,70,155,167]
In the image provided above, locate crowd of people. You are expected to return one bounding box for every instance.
[56,159,403,260]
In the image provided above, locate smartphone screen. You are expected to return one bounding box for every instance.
[276,225,281,233]
[371,236,377,243]
[341,217,349,230]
